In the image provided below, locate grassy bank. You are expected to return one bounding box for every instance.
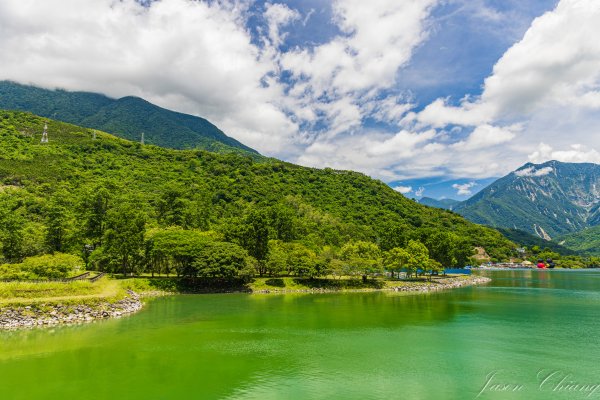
[0,274,479,308]
[248,275,475,292]
[0,277,127,307]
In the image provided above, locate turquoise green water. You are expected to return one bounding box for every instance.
[2,270,600,399]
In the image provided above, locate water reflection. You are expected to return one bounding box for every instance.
[2,270,600,399]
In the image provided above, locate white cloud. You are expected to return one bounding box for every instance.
[280,0,437,138]
[403,0,600,178]
[415,187,426,197]
[528,143,600,164]
[514,166,554,177]
[0,0,300,155]
[452,182,477,196]
[393,186,413,194]
[416,0,600,127]
[452,124,520,151]
[1,0,598,184]
[264,3,300,48]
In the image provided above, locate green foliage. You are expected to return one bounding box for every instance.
[0,111,520,277]
[404,240,429,278]
[340,241,382,279]
[422,231,473,268]
[0,253,82,279]
[558,226,600,256]
[384,247,410,279]
[497,228,577,256]
[193,241,248,279]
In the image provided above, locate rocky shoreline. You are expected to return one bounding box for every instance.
[0,276,491,330]
[253,275,491,294]
[0,290,142,330]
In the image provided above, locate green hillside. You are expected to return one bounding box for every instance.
[0,110,517,275]
[0,81,258,155]
[558,227,600,256]
[495,228,578,256]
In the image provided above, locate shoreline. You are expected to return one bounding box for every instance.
[0,275,490,330]
[251,275,491,294]
[0,290,143,330]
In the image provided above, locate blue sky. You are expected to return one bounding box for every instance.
[1,0,600,200]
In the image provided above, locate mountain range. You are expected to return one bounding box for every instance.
[0,81,257,155]
[453,161,600,240]
[418,197,460,210]
[414,160,600,255]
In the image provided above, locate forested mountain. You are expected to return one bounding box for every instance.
[454,161,600,239]
[558,226,600,256]
[0,81,257,155]
[495,228,577,256]
[0,110,517,273]
[418,197,459,210]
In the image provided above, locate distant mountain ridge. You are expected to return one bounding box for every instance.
[454,160,600,239]
[0,81,258,155]
[418,197,460,210]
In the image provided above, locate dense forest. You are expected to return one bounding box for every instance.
[0,111,523,279]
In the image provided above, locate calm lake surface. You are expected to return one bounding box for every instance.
[2,270,600,399]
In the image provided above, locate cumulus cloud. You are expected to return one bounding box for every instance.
[528,143,600,164]
[415,0,600,128]
[514,166,554,177]
[1,0,598,185]
[393,186,413,194]
[405,0,600,178]
[280,0,437,138]
[0,0,300,154]
[452,182,477,196]
[452,124,520,151]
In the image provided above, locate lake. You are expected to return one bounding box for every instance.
[2,270,600,399]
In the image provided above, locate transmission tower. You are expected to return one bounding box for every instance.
[41,122,49,144]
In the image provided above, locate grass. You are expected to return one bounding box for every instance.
[0,277,127,307]
[0,274,476,308]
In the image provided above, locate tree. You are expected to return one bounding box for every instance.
[225,208,271,275]
[266,240,287,276]
[193,241,248,279]
[425,259,443,281]
[156,184,187,227]
[405,240,429,279]
[384,247,410,279]
[340,241,381,282]
[45,199,74,253]
[286,242,321,278]
[378,221,411,252]
[82,186,111,246]
[269,203,297,242]
[424,231,473,268]
[0,203,25,262]
[148,228,211,277]
[102,203,146,275]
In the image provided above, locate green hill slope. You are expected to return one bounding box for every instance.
[0,81,257,155]
[558,227,600,256]
[0,111,515,265]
